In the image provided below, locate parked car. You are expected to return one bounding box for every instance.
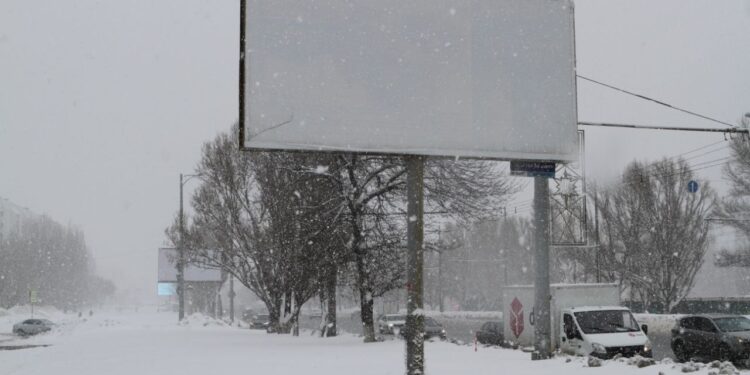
[377,314,406,334]
[423,317,447,340]
[476,321,504,346]
[250,314,270,330]
[240,309,256,323]
[671,314,750,363]
[13,319,55,336]
[395,317,447,340]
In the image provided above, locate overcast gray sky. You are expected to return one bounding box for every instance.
[1,0,749,303]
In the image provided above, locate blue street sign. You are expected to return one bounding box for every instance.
[687,180,699,193]
[510,161,556,178]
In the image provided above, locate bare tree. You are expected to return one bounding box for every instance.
[170,129,349,335]
[169,125,518,340]
[567,159,715,312]
[0,214,104,310]
[309,155,518,342]
[715,114,750,266]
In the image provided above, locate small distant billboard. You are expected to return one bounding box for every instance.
[157,282,176,296]
[157,248,222,283]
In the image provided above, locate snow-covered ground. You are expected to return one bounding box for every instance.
[0,308,745,375]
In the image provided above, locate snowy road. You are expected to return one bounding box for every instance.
[0,310,742,375]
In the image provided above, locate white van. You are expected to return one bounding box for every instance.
[560,306,652,358]
[503,284,651,358]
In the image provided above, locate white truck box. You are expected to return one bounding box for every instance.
[502,283,620,349]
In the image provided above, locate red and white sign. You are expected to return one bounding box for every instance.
[510,297,524,338]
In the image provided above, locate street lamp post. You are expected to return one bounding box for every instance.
[178,173,202,322]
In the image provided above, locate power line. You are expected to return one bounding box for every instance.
[682,144,731,163]
[678,139,730,158]
[623,159,729,183]
[618,139,730,177]
[577,75,737,128]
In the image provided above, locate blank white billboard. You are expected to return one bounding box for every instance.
[243,0,578,162]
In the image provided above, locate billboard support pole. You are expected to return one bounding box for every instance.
[532,176,552,360]
[238,0,246,150]
[405,155,425,375]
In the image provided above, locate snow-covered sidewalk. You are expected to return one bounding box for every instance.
[0,309,745,375]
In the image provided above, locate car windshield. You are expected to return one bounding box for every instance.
[574,310,640,334]
[255,315,269,320]
[713,317,750,332]
[386,315,406,321]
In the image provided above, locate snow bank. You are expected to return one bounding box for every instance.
[7,305,64,318]
[633,313,682,335]
[2,310,748,375]
[178,313,228,328]
[424,310,502,320]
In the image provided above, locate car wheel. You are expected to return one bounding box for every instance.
[673,341,689,363]
[718,344,733,363]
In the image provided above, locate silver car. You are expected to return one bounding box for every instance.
[13,319,54,336]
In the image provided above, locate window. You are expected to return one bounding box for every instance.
[573,310,640,334]
[563,314,578,339]
[680,317,697,330]
[697,318,717,333]
[492,323,501,333]
[713,317,750,332]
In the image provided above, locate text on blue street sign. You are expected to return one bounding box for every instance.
[510,161,556,178]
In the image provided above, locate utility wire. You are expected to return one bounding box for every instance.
[577,75,736,128]
[603,138,730,182]
[682,144,731,163]
[623,159,729,183]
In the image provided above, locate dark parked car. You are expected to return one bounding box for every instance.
[423,317,447,340]
[671,314,750,362]
[377,314,406,334]
[250,314,271,330]
[476,321,504,346]
[13,319,55,336]
[397,317,447,340]
[241,309,256,323]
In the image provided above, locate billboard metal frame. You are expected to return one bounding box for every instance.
[237,0,578,367]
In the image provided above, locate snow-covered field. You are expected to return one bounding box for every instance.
[0,308,745,375]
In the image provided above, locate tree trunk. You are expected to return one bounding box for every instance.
[319,287,327,337]
[216,292,223,319]
[359,284,376,342]
[267,297,282,333]
[278,292,293,334]
[325,265,337,337]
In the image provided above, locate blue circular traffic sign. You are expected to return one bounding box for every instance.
[687,180,699,193]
